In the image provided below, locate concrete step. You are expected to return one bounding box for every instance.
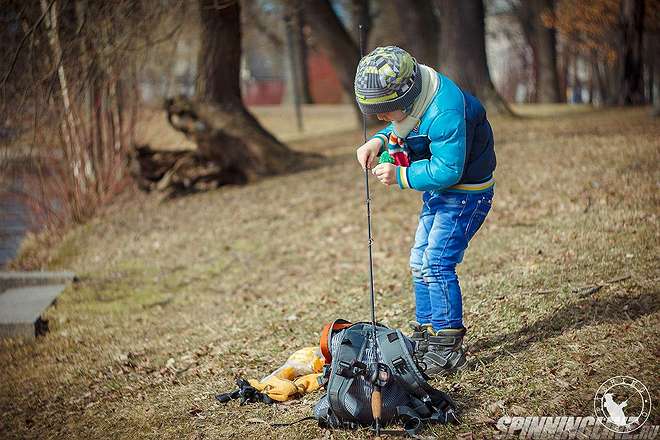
[0,284,66,339]
[0,271,76,292]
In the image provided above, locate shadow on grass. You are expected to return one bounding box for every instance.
[470,290,658,362]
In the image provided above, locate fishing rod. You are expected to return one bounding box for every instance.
[358,24,386,439]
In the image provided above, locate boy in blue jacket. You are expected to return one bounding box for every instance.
[355,46,496,376]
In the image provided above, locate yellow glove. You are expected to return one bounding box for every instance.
[247,346,324,402]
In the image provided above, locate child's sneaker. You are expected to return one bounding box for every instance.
[420,327,467,376]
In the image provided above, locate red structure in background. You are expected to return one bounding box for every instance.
[242,50,345,105]
[307,51,344,104]
[243,80,284,105]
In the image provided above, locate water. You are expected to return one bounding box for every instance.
[0,178,32,268]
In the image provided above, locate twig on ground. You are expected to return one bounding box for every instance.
[577,285,603,296]
[144,297,173,309]
[529,289,556,295]
[571,275,632,295]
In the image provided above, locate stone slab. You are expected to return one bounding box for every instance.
[0,271,76,292]
[0,284,65,339]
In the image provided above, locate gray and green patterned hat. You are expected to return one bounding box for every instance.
[354,46,421,115]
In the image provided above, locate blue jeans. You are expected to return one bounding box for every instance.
[409,188,493,331]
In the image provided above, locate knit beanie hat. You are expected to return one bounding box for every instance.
[354,46,421,115]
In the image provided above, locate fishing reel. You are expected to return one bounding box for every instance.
[367,362,391,388]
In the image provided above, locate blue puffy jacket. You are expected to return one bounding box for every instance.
[372,73,496,193]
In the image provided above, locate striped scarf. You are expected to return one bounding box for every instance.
[386,65,440,167]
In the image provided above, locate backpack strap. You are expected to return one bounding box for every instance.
[397,402,459,438]
[327,324,369,423]
[397,405,425,437]
[269,416,317,427]
[377,330,439,399]
[378,329,459,426]
[320,319,352,364]
[317,401,363,431]
[327,326,367,418]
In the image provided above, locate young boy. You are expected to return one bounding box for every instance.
[354,46,496,376]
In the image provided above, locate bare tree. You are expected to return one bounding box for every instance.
[283,0,312,104]
[348,0,371,46]
[368,1,440,66]
[619,0,645,105]
[514,0,562,102]
[391,0,440,66]
[302,0,363,119]
[436,0,513,115]
[131,0,320,195]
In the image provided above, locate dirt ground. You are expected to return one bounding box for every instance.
[1,105,659,439]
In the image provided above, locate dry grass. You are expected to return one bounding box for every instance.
[1,105,659,439]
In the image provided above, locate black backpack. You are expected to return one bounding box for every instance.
[314,320,459,437]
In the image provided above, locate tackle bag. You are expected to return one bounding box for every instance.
[314,320,459,436]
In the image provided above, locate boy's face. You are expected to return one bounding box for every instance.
[376,110,406,122]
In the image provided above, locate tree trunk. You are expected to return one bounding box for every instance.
[558,46,569,101]
[515,0,561,103]
[283,0,312,105]
[302,0,363,120]
[131,0,320,197]
[531,0,561,102]
[436,0,513,115]
[591,52,608,105]
[349,0,371,46]
[391,0,440,66]
[195,0,243,107]
[647,31,660,116]
[619,0,645,105]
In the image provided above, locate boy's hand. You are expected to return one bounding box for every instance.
[356,138,381,170]
[372,163,397,186]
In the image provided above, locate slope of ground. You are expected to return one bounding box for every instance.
[1,105,658,439]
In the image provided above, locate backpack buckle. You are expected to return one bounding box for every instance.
[392,356,409,375]
[337,359,367,378]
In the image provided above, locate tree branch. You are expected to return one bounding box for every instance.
[1,0,57,90]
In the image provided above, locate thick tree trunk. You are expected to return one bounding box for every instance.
[619,0,645,105]
[515,0,561,103]
[391,0,440,66]
[195,0,243,107]
[349,0,371,46]
[302,0,363,120]
[131,0,320,196]
[436,0,513,115]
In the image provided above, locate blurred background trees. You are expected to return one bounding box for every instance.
[1,0,658,232]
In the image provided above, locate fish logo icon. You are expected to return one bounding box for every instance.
[595,376,651,433]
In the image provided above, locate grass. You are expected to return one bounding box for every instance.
[1,105,659,439]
